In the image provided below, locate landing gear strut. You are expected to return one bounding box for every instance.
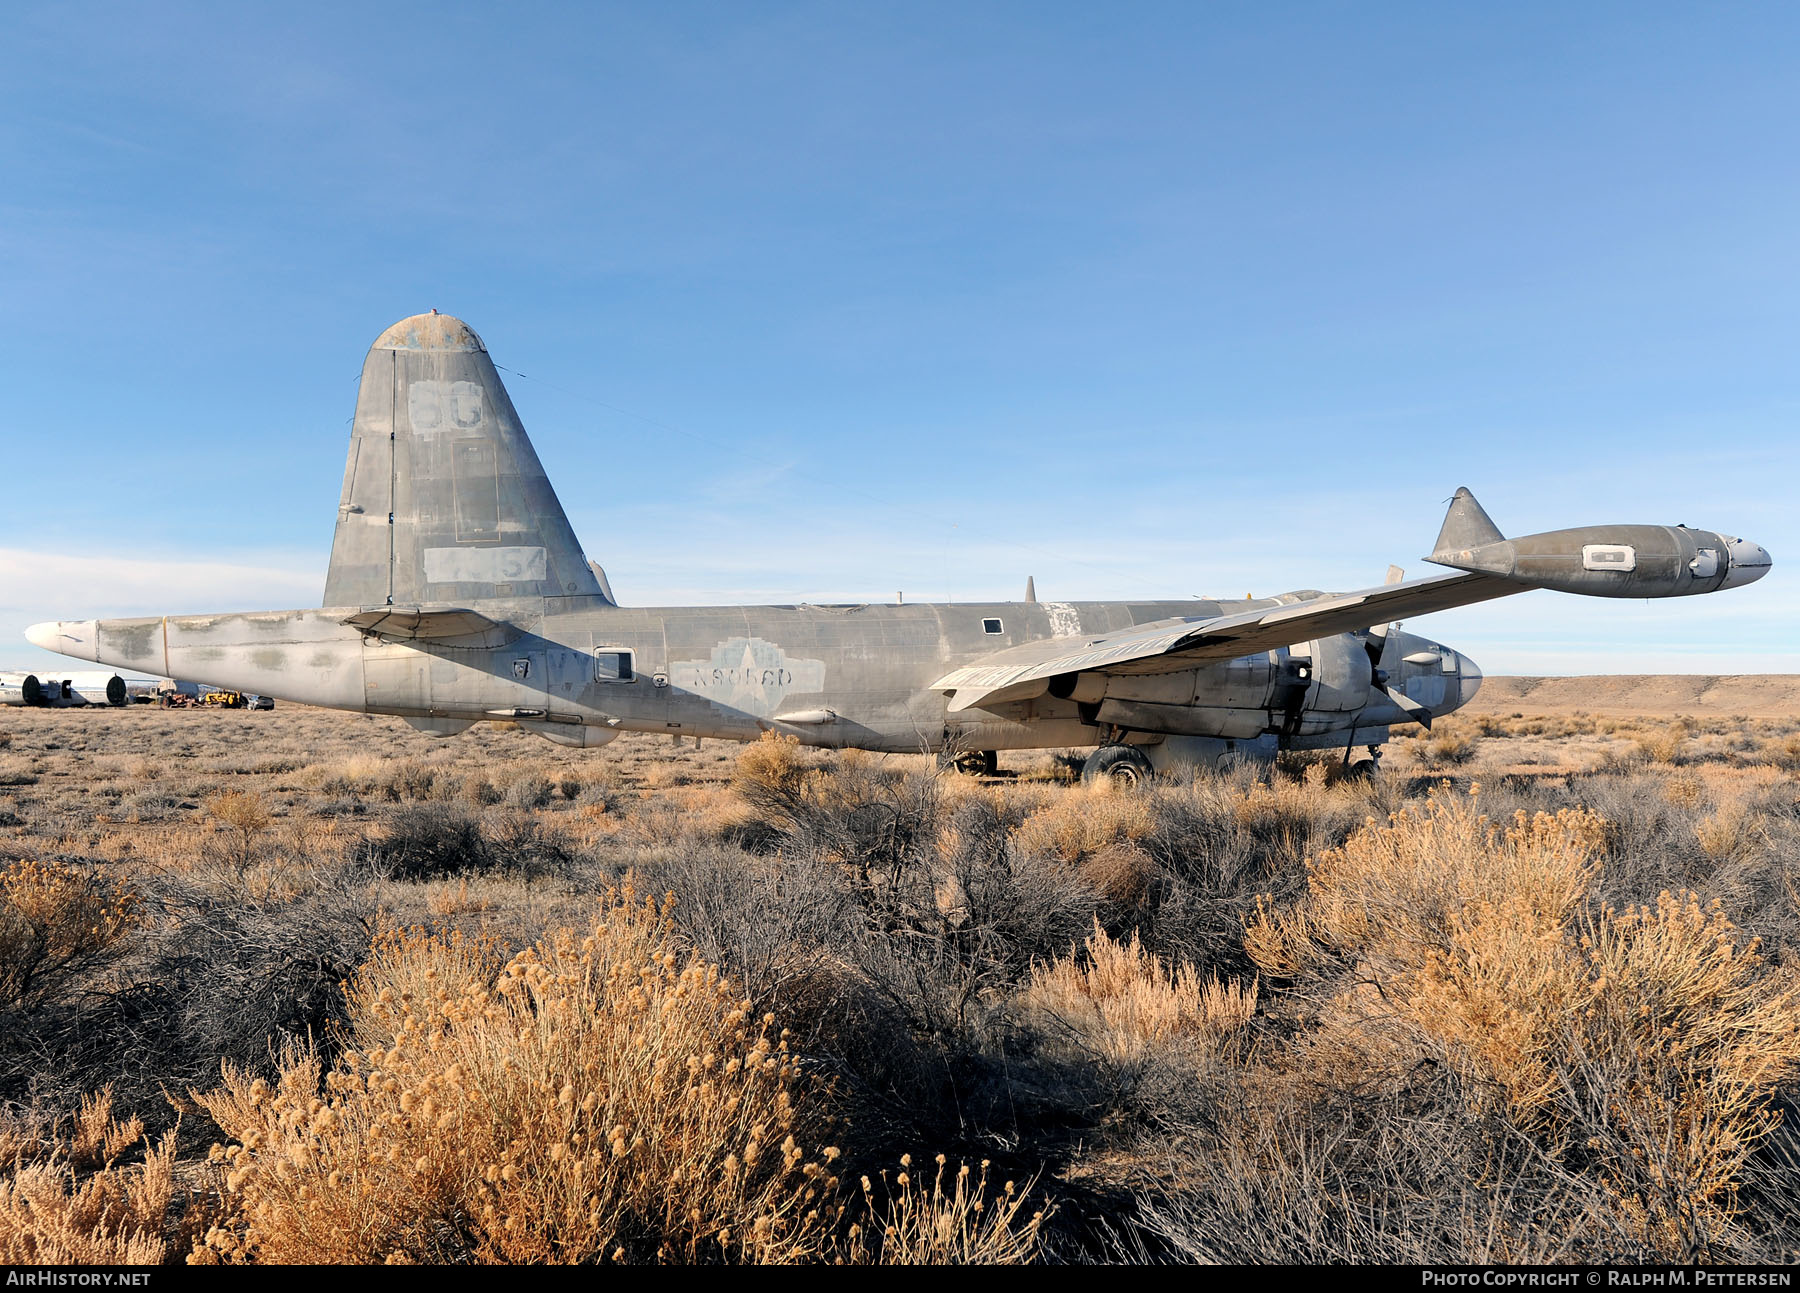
[1341,744,1383,780]
[1080,744,1155,787]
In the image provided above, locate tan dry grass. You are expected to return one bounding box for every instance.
[1247,786,1800,1258]
[0,1088,180,1264]
[1022,922,1256,1067]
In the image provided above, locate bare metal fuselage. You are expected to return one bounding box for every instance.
[43,593,1478,760]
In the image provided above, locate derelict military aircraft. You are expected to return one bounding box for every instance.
[25,313,1773,783]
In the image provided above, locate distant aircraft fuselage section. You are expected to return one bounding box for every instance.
[24,313,1772,782]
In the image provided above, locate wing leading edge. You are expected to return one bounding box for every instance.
[934,484,1773,716]
[932,571,1516,713]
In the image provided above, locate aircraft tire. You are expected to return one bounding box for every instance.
[1081,744,1154,787]
[945,750,997,777]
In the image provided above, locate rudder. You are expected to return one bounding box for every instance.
[324,312,608,607]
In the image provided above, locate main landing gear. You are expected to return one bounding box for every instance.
[943,750,998,777]
[1080,744,1155,787]
[1340,744,1383,780]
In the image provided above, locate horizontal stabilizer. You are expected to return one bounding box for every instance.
[341,607,518,645]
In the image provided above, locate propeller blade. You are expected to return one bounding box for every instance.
[1365,620,1390,665]
[1385,685,1433,730]
[1361,613,1432,730]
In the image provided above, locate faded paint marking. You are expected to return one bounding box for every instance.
[670,637,825,718]
[1043,601,1081,638]
[406,380,485,436]
[423,546,547,584]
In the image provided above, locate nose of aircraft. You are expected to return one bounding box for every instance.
[1458,654,1483,708]
[25,620,98,661]
[1721,537,1773,590]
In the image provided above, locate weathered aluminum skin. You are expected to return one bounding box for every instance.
[323,312,606,608]
[26,598,1479,755]
[1426,486,1772,597]
[22,314,1771,768]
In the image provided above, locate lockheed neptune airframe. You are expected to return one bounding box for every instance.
[26,313,1773,782]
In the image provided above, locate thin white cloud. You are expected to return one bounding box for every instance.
[0,547,322,672]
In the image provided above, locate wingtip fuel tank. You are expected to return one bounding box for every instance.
[1425,489,1771,598]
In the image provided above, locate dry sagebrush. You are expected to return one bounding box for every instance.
[192,892,1045,1264]
[0,1087,179,1264]
[0,859,139,1012]
[1244,785,1800,1260]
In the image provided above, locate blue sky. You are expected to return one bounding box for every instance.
[2,2,1794,675]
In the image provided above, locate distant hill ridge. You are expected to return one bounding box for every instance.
[1474,676,1800,719]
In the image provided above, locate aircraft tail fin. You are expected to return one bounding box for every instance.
[1431,486,1506,558]
[323,313,606,607]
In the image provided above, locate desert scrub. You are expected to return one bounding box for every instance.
[1019,921,1256,1070]
[1014,786,1157,864]
[359,802,493,880]
[730,732,938,870]
[1244,785,1605,984]
[193,901,840,1263]
[0,1087,180,1263]
[204,789,274,873]
[504,771,554,809]
[842,1155,1048,1264]
[1247,787,1800,1260]
[0,859,140,1011]
[1410,721,1481,769]
[1637,720,1692,766]
[192,895,1045,1265]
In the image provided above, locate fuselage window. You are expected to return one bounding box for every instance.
[594,649,634,682]
[982,618,1004,635]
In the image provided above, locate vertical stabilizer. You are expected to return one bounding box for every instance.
[1430,487,1506,558]
[324,313,603,607]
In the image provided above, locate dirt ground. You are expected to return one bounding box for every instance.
[7,679,1800,1263]
[1469,674,1800,720]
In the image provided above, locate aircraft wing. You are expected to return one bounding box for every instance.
[933,571,1520,713]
